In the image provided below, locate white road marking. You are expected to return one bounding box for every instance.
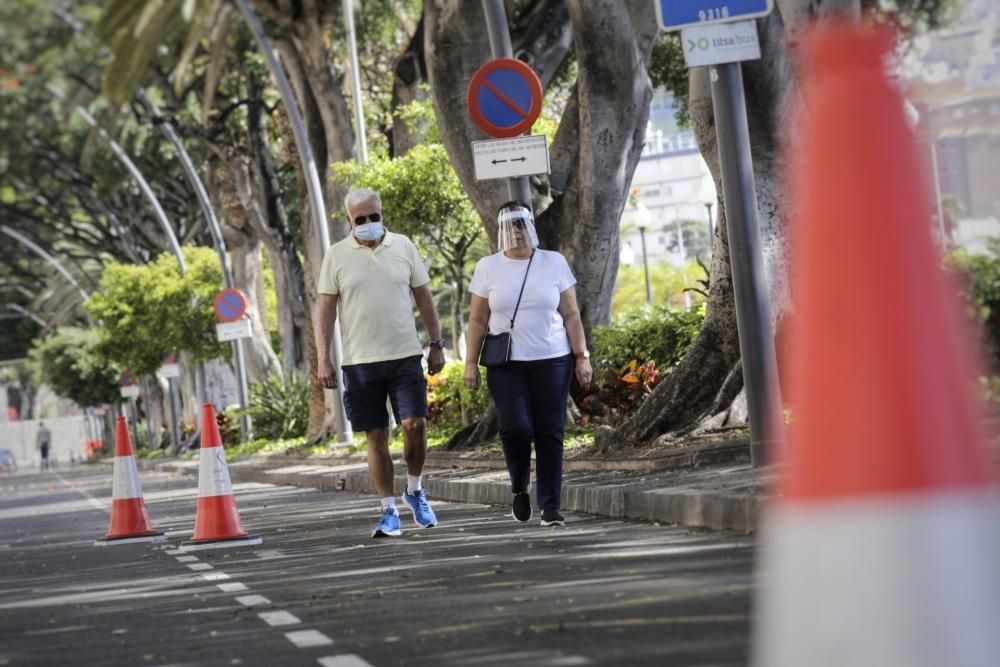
[258,611,301,627]
[317,656,374,667]
[198,572,230,582]
[218,582,249,593]
[187,563,213,572]
[0,544,10,550]
[285,630,334,648]
[176,555,199,563]
[54,473,107,513]
[235,595,271,607]
[163,548,184,556]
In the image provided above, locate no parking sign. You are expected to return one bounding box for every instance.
[467,58,543,138]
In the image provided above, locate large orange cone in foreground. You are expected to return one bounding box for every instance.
[95,416,165,546]
[179,404,261,551]
[752,23,1000,667]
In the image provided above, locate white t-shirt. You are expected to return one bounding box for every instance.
[469,249,576,361]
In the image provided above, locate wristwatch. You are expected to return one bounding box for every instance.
[428,338,446,349]
[575,349,590,360]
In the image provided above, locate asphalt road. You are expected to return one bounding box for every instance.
[0,467,754,666]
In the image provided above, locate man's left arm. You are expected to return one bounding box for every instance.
[411,284,445,374]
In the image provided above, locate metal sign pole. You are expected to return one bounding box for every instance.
[709,62,783,466]
[481,0,533,209]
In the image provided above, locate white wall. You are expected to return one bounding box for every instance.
[0,416,90,470]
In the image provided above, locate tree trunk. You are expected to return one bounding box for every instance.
[228,237,282,382]
[596,3,858,447]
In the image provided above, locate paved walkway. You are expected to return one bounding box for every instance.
[157,440,772,533]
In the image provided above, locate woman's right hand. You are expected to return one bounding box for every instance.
[463,363,481,390]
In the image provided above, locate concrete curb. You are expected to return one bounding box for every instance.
[158,457,767,533]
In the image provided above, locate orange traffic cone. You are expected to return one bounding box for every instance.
[753,23,1000,667]
[179,404,260,551]
[95,416,165,546]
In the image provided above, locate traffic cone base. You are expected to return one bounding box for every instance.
[755,489,1000,667]
[178,534,262,552]
[96,418,164,547]
[180,404,260,551]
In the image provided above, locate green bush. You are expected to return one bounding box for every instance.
[950,245,1000,370]
[427,361,490,429]
[592,304,704,380]
[246,372,310,441]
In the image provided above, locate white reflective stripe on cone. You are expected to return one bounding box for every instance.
[752,489,1000,667]
[111,455,143,500]
[198,446,234,497]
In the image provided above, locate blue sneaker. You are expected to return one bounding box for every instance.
[401,487,437,528]
[371,507,401,538]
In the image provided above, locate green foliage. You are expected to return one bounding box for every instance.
[332,144,481,257]
[592,304,705,380]
[31,327,120,407]
[86,246,226,375]
[949,243,1000,370]
[649,35,689,126]
[395,97,441,146]
[612,260,708,317]
[95,0,219,103]
[426,361,491,429]
[246,372,310,441]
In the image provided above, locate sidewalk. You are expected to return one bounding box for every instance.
[156,439,773,533]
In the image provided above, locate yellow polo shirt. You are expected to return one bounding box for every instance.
[318,231,430,365]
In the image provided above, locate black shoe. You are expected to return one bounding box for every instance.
[540,509,565,526]
[511,492,532,522]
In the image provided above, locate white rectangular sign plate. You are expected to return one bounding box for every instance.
[681,20,761,67]
[473,135,550,181]
[120,385,140,399]
[156,363,181,380]
[216,319,253,342]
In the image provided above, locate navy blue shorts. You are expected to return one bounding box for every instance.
[341,355,428,432]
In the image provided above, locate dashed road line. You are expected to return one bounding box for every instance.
[285,630,334,648]
[317,656,374,667]
[187,563,213,571]
[198,572,230,582]
[176,555,199,562]
[217,582,249,593]
[258,611,301,627]
[234,595,271,607]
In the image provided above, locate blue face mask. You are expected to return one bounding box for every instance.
[353,221,385,242]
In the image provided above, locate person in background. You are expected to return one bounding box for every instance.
[36,421,51,471]
[316,188,446,538]
[464,201,593,526]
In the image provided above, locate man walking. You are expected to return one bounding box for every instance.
[316,188,446,538]
[36,422,51,471]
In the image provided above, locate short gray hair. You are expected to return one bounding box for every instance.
[343,188,381,215]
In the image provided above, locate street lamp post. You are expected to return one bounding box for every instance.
[636,204,653,305]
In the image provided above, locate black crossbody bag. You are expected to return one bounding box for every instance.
[479,251,534,367]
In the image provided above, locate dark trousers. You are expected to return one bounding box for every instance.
[486,354,573,510]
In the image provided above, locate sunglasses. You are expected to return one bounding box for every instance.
[353,212,382,224]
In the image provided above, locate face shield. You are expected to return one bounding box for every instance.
[497,205,539,253]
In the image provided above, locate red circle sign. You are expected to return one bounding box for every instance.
[213,288,248,323]
[467,58,543,138]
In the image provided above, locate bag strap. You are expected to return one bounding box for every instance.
[509,250,535,329]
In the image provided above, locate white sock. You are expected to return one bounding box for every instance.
[380,497,397,512]
[407,474,422,494]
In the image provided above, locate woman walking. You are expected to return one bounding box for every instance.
[464,201,592,526]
